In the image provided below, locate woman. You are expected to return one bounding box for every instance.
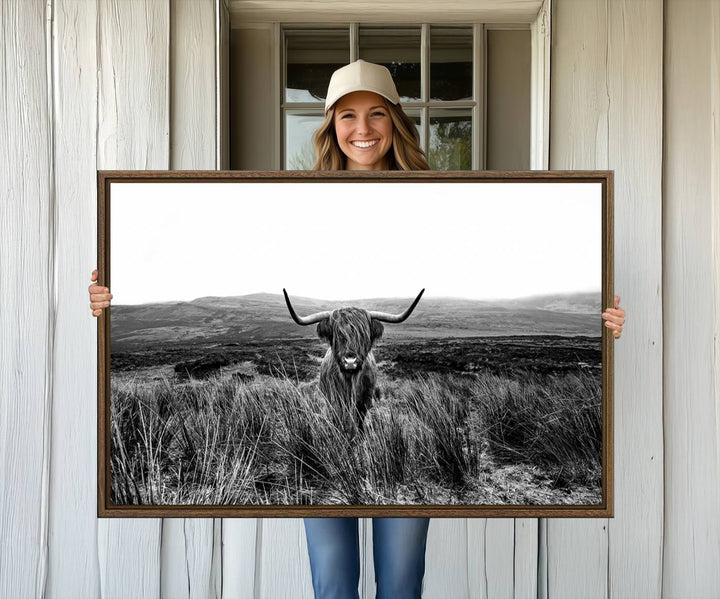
[88,60,626,599]
[301,60,433,599]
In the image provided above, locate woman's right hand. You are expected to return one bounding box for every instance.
[89,269,113,317]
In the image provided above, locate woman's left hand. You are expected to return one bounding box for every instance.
[602,295,625,339]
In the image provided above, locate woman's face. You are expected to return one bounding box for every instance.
[333,91,394,170]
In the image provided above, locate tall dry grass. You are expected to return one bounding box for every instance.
[110,366,601,505]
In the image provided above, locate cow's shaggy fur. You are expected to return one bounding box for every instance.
[283,289,423,432]
[315,308,384,430]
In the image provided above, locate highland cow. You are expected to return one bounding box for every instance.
[283,289,425,431]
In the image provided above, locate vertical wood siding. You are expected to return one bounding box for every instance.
[663,0,720,595]
[548,2,611,593]
[424,519,472,598]
[548,1,664,597]
[259,519,314,597]
[606,1,664,596]
[0,1,52,597]
[162,2,220,598]
[1,0,718,597]
[96,0,168,595]
[47,0,100,596]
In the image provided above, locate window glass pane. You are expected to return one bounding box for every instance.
[285,112,324,169]
[359,27,421,102]
[430,27,473,101]
[429,109,472,170]
[286,30,349,103]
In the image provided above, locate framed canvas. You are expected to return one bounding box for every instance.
[97,170,614,518]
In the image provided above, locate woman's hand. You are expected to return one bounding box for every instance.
[89,269,113,317]
[602,295,625,339]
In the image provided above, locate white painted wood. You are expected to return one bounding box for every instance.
[467,520,486,598]
[0,1,52,597]
[170,0,217,171]
[229,0,543,25]
[484,519,516,598]
[513,519,538,599]
[547,521,607,598]
[663,0,720,595]
[537,519,547,599]
[222,519,258,598]
[606,1,664,597]
[530,0,550,170]
[713,12,720,566]
[98,520,161,599]
[161,520,216,599]
[472,23,484,170]
[46,0,101,596]
[257,519,314,598]
[218,0,230,170]
[96,0,169,170]
[359,518,371,598]
[546,1,609,594]
[162,2,218,597]
[96,1,169,595]
[461,519,518,598]
[271,23,281,171]
[209,519,223,599]
[425,520,469,598]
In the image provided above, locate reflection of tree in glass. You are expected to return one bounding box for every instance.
[429,62,473,101]
[429,119,471,170]
[289,139,316,170]
[381,62,421,100]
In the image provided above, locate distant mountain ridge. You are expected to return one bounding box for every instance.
[111,291,602,350]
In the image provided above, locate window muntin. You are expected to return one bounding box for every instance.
[281,25,492,171]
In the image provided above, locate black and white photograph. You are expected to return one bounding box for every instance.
[101,173,611,515]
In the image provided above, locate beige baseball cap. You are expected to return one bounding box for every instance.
[324,60,400,112]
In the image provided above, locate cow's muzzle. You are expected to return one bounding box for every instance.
[341,355,361,371]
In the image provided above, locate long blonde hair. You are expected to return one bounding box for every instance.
[312,100,430,171]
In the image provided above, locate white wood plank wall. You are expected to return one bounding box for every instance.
[163,2,220,599]
[1,0,718,597]
[663,0,720,595]
[47,0,100,596]
[0,1,53,597]
[548,1,664,598]
[95,0,168,595]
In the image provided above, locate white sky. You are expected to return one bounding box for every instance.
[110,181,602,305]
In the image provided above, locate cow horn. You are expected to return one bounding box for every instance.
[283,289,333,325]
[368,289,425,324]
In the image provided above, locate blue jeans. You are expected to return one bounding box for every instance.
[304,517,430,599]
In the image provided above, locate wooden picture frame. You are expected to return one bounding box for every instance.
[97,170,613,518]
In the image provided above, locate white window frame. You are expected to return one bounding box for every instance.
[246,1,551,171]
[281,23,489,170]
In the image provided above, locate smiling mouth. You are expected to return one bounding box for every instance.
[350,139,379,149]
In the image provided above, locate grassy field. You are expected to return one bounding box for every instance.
[110,350,602,506]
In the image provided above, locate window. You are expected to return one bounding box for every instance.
[228,23,531,171]
[283,25,481,170]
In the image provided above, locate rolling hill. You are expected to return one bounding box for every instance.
[111,291,602,351]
